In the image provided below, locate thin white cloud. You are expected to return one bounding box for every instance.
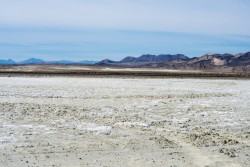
[0,0,250,34]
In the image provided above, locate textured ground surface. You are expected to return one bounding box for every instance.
[0,77,249,167]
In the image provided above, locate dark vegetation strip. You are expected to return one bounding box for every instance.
[0,70,249,78]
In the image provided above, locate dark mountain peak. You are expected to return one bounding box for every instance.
[97,53,190,65]
[96,59,116,65]
[166,54,189,60]
[140,54,155,57]
[234,52,250,61]
[241,52,250,56]
[134,54,156,62]
[120,56,137,63]
[141,54,189,62]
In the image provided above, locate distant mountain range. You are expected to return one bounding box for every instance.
[0,58,98,65]
[0,59,16,65]
[97,54,190,65]
[96,52,250,73]
[1,52,250,73]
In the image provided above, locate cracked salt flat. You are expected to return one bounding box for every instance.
[0,77,249,167]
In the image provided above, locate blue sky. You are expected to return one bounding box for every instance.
[0,0,250,61]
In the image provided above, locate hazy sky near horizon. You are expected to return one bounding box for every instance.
[0,0,250,61]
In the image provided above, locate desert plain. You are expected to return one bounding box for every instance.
[0,76,249,167]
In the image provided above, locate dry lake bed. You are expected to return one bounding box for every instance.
[0,77,249,167]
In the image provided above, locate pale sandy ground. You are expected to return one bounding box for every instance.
[0,65,204,73]
[0,77,249,167]
[102,67,203,73]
